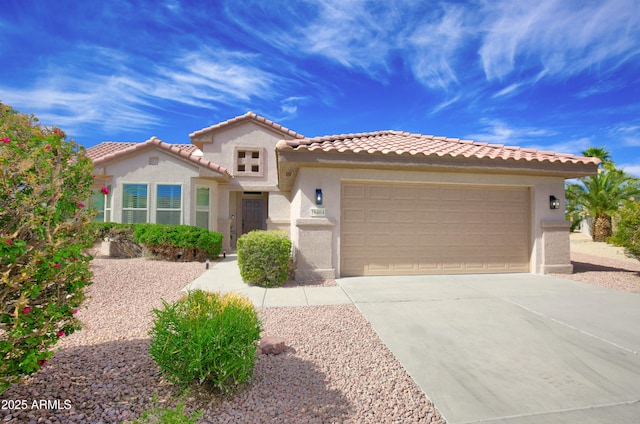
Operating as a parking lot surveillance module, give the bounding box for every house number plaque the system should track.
[310,207,326,217]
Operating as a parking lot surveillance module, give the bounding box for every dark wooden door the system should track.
[242,199,263,234]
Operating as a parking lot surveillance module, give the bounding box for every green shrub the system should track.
[237,230,292,287]
[86,222,134,242]
[609,201,640,261]
[132,397,203,424]
[87,222,142,257]
[0,103,94,393]
[134,224,222,261]
[88,223,223,261]
[148,290,261,393]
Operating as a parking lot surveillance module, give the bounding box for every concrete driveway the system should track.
[337,273,640,424]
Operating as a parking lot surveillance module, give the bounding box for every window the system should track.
[195,187,210,229]
[157,184,182,225]
[235,148,263,176]
[91,185,112,222]
[122,184,148,223]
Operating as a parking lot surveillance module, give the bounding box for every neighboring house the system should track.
[86,112,599,280]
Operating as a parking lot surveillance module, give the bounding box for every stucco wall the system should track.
[267,191,291,233]
[95,148,219,230]
[289,166,570,277]
[200,122,282,191]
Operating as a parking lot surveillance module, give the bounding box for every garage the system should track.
[341,181,531,276]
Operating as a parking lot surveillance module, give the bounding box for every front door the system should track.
[242,199,263,234]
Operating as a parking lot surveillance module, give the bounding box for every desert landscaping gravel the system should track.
[1,235,638,423]
[551,233,640,294]
[0,258,444,423]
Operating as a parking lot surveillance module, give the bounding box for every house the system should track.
[86,112,599,280]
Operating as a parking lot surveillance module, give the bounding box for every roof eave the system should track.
[91,138,230,182]
[189,112,304,148]
[276,149,599,191]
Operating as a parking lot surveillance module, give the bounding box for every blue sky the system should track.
[1,0,639,175]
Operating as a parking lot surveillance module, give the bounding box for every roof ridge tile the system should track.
[189,111,304,139]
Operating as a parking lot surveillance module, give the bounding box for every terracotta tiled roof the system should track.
[276,130,600,165]
[189,111,305,139]
[87,137,229,176]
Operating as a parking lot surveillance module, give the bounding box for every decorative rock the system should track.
[259,336,286,355]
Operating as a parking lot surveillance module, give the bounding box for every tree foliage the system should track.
[0,102,95,392]
[566,147,640,242]
[609,201,640,262]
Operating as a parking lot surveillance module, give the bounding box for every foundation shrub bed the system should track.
[237,230,292,287]
[88,223,222,261]
[148,290,261,393]
[88,222,142,257]
[134,224,222,261]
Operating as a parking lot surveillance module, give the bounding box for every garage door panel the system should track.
[394,209,416,223]
[441,188,464,201]
[343,208,365,223]
[393,186,415,200]
[343,184,365,198]
[368,209,391,222]
[342,232,368,245]
[368,185,392,199]
[341,182,530,276]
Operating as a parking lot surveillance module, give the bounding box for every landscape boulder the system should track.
[259,336,286,355]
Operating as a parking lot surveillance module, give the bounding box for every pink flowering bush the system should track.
[0,102,95,393]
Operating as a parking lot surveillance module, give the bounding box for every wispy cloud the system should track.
[478,0,640,81]
[619,163,640,177]
[466,119,558,146]
[0,44,290,137]
[537,138,595,156]
[226,0,400,79]
[493,83,524,98]
[278,96,310,119]
[226,1,472,90]
[574,80,626,99]
[430,95,462,115]
[404,4,468,90]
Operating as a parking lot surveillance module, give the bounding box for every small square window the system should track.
[235,148,263,176]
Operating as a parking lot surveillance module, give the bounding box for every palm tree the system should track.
[582,146,614,170]
[567,147,640,241]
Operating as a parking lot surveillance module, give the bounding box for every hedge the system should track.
[89,223,222,261]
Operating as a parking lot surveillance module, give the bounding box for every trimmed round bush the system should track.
[148,290,261,393]
[237,230,292,287]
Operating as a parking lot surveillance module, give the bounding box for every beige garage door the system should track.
[341,182,530,276]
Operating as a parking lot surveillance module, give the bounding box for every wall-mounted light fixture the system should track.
[315,189,323,205]
[549,195,560,210]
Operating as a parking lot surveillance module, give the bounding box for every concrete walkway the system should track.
[184,254,352,307]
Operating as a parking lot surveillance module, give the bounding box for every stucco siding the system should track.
[95,149,217,227]
[201,122,282,190]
